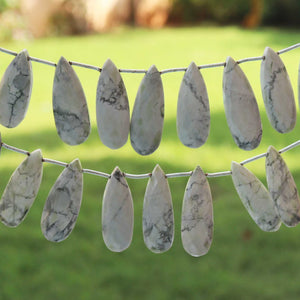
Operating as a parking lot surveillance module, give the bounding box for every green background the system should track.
[0,26,300,299]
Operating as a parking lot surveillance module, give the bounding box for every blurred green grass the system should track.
[0,26,300,299]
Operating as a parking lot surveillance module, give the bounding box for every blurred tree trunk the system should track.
[242,0,263,28]
[86,0,172,31]
[86,0,131,32]
[20,0,62,38]
[20,0,173,38]
[133,0,172,28]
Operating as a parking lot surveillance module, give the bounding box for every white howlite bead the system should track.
[96,59,130,149]
[53,56,90,145]
[223,56,262,150]
[102,167,134,252]
[0,49,32,128]
[143,165,174,253]
[260,47,296,133]
[181,166,213,257]
[0,149,43,227]
[177,62,210,148]
[41,159,83,242]
[266,146,300,227]
[231,161,281,232]
[130,65,164,155]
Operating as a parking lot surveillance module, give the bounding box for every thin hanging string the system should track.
[0,43,299,74]
[1,138,300,179]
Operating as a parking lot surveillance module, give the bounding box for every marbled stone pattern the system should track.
[0,49,32,128]
[96,59,130,149]
[260,47,296,133]
[231,161,281,232]
[181,166,213,257]
[0,149,43,227]
[130,65,164,155]
[177,62,210,148]
[53,56,90,145]
[223,56,262,150]
[41,159,83,242]
[102,167,134,252]
[143,165,174,253]
[266,146,300,227]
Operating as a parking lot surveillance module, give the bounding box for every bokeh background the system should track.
[0,0,299,299]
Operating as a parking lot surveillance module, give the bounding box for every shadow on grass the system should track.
[3,112,299,157]
[1,121,300,299]
[255,27,300,47]
[162,110,300,149]
[1,153,300,299]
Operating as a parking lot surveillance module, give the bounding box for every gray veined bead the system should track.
[223,56,262,150]
[53,56,91,145]
[143,165,174,253]
[96,59,130,149]
[231,161,281,232]
[102,167,134,252]
[130,65,164,155]
[0,149,43,227]
[260,47,296,133]
[181,166,213,257]
[265,146,300,227]
[177,62,210,148]
[0,49,32,128]
[41,159,83,242]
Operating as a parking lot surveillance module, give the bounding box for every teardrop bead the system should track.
[41,159,83,242]
[143,165,174,253]
[260,47,296,133]
[96,59,130,149]
[53,56,90,145]
[223,56,262,150]
[181,166,213,257]
[0,49,32,128]
[102,167,134,252]
[265,146,300,227]
[177,62,210,148]
[130,65,164,155]
[0,149,43,227]
[231,161,281,232]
